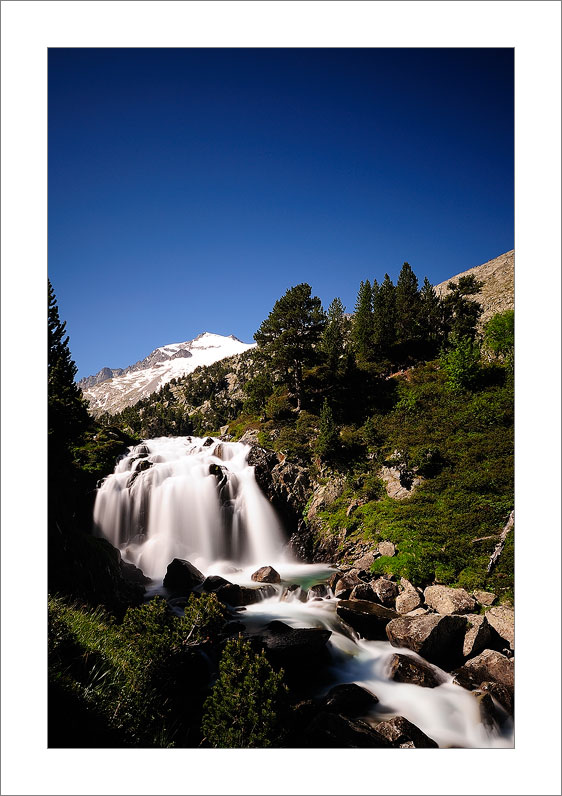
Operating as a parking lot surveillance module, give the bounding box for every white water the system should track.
[94,436,514,749]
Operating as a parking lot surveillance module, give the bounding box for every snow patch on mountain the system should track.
[79,332,256,415]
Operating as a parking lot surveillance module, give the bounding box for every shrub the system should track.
[202,637,288,748]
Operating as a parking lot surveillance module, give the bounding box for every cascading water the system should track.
[94,436,514,749]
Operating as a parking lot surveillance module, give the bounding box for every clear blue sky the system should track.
[48,48,513,379]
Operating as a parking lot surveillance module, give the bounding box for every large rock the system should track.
[485,606,514,650]
[395,589,422,615]
[350,582,378,602]
[301,711,391,748]
[387,653,442,688]
[375,716,438,748]
[215,583,275,607]
[120,559,150,586]
[472,590,497,606]
[334,571,363,598]
[322,683,379,717]
[372,578,399,606]
[308,583,329,600]
[337,600,398,640]
[463,614,493,659]
[163,558,205,595]
[479,681,513,715]
[386,614,468,669]
[248,620,332,676]
[424,585,476,615]
[251,565,281,584]
[354,551,377,571]
[453,649,514,691]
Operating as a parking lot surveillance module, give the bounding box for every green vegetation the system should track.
[202,636,288,748]
[49,594,225,747]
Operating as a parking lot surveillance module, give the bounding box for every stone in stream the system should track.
[247,620,332,682]
[452,649,514,691]
[386,614,468,670]
[301,711,392,748]
[251,565,281,584]
[308,583,329,600]
[163,558,205,595]
[199,575,232,593]
[372,577,399,606]
[322,683,379,717]
[333,570,363,598]
[387,653,443,688]
[215,582,276,607]
[479,681,513,715]
[375,716,439,748]
[472,691,502,731]
[281,584,307,603]
[336,599,398,640]
[424,585,476,615]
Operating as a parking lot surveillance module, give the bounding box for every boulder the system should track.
[281,584,307,602]
[248,620,332,679]
[375,716,439,748]
[337,600,398,640]
[378,541,396,557]
[485,606,514,650]
[163,558,205,595]
[463,614,493,659]
[301,711,391,748]
[406,607,429,617]
[395,590,422,615]
[334,571,363,598]
[322,683,379,717]
[215,583,275,607]
[354,551,377,570]
[400,577,418,592]
[349,582,378,602]
[373,578,399,607]
[202,437,214,446]
[386,614,468,669]
[479,681,513,715]
[308,583,329,600]
[251,565,281,584]
[199,575,232,593]
[472,691,501,731]
[424,585,476,615]
[119,559,150,586]
[387,653,442,688]
[472,590,497,606]
[453,649,514,691]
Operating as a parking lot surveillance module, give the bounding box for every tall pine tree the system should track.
[395,262,420,345]
[373,273,396,354]
[351,280,373,364]
[321,297,348,374]
[418,276,443,346]
[442,275,483,342]
[254,283,325,410]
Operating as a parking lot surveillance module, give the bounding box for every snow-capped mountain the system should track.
[78,332,256,415]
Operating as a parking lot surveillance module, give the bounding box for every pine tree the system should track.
[418,276,443,345]
[351,280,373,363]
[254,284,325,410]
[395,262,420,345]
[201,636,288,748]
[315,398,339,460]
[48,280,90,450]
[320,297,348,373]
[373,273,396,353]
[442,275,483,342]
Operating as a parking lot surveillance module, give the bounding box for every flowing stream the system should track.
[94,436,514,749]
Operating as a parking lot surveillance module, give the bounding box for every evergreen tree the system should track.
[418,276,443,345]
[201,636,288,748]
[442,275,484,342]
[351,280,373,363]
[373,273,396,352]
[483,310,514,359]
[254,284,325,410]
[315,398,339,460]
[320,297,348,373]
[395,262,420,345]
[48,280,90,451]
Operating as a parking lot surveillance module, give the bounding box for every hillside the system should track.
[435,250,514,326]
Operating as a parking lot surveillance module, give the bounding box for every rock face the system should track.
[251,565,281,584]
[337,600,398,640]
[424,585,476,615]
[163,558,205,595]
[386,614,468,669]
[387,653,442,688]
[322,683,379,717]
[463,614,493,659]
[453,649,514,691]
[395,590,422,615]
[375,716,439,748]
[485,606,514,650]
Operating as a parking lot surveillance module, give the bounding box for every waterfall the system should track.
[93,436,287,579]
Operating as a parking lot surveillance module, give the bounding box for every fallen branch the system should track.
[487,510,514,574]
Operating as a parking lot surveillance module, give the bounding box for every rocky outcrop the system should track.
[375,716,439,748]
[387,653,443,688]
[386,614,468,669]
[424,585,476,615]
[337,600,398,640]
[378,466,423,499]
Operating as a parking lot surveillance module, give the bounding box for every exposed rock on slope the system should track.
[434,249,514,326]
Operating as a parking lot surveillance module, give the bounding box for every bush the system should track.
[441,336,481,391]
[265,388,294,420]
[202,637,288,748]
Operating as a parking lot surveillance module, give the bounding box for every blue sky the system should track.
[48,48,514,379]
